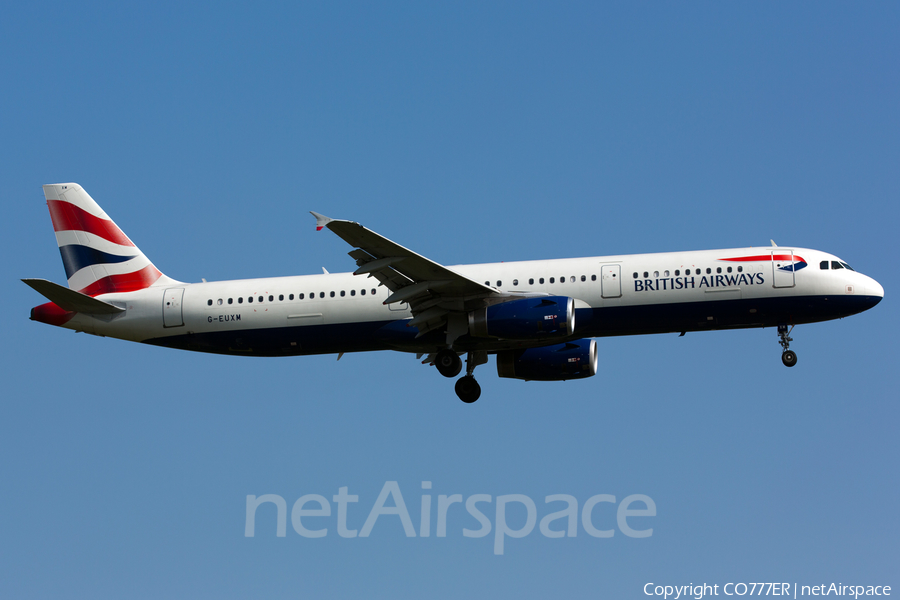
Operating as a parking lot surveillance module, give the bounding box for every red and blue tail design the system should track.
[43,183,177,296]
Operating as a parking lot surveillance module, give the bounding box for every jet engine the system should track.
[496,339,598,381]
[469,296,574,340]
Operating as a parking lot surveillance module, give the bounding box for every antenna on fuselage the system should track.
[770,240,778,247]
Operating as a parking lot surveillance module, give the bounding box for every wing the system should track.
[311,212,508,344]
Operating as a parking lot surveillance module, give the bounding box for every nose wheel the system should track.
[778,324,798,367]
[781,350,797,367]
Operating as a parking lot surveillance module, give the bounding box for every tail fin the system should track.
[42,183,178,296]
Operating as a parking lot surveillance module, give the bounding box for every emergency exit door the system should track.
[601,265,622,298]
[163,288,185,327]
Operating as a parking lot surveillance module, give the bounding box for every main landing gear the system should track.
[455,375,481,404]
[778,324,798,367]
[434,349,462,378]
[434,349,486,403]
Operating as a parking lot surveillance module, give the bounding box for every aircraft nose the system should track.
[866,276,884,303]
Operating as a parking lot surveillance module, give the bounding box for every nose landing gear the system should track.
[778,324,798,367]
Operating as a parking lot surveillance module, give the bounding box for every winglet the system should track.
[310,212,333,232]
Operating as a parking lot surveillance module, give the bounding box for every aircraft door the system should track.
[772,251,795,288]
[163,288,185,327]
[601,265,622,298]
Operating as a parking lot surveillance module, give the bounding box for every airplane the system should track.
[25,183,884,403]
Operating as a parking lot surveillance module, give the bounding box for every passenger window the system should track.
[351,289,356,296]
[716,267,722,274]
[832,261,843,270]
[591,275,596,281]
[361,289,366,295]
[570,276,575,283]
[727,267,732,273]
[654,271,659,278]
[238,297,243,304]
[633,273,639,279]
[737,266,743,273]
[299,293,304,300]
[539,278,545,284]
[340,290,346,297]
[248,297,254,303]
[279,294,284,301]
[320,292,325,298]
[496,281,502,287]
[371,289,377,295]
[207,299,212,306]
[581,275,586,282]
[706,268,712,274]
[330,291,335,298]
[268,295,274,302]
[288,294,293,300]
[549,277,555,284]
[675,270,680,276]
[217,299,223,305]
[643,271,649,278]
[513,279,518,286]
[529,278,534,285]
[228,298,233,304]
[663,270,669,277]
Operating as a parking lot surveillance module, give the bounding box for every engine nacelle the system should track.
[469,296,574,340]
[496,339,598,381]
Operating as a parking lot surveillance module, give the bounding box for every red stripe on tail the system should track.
[77,264,163,296]
[47,200,135,247]
[30,302,76,326]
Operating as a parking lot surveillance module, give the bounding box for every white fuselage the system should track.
[48,246,883,357]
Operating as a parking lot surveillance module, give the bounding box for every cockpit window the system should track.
[831,261,843,270]
[820,261,829,270]
[840,262,855,271]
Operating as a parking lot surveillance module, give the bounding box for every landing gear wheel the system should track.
[455,376,481,403]
[781,350,798,368]
[435,349,462,378]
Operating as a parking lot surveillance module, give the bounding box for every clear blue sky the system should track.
[2,2,897,598]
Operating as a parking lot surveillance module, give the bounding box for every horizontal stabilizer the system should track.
[22,278,125,314]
